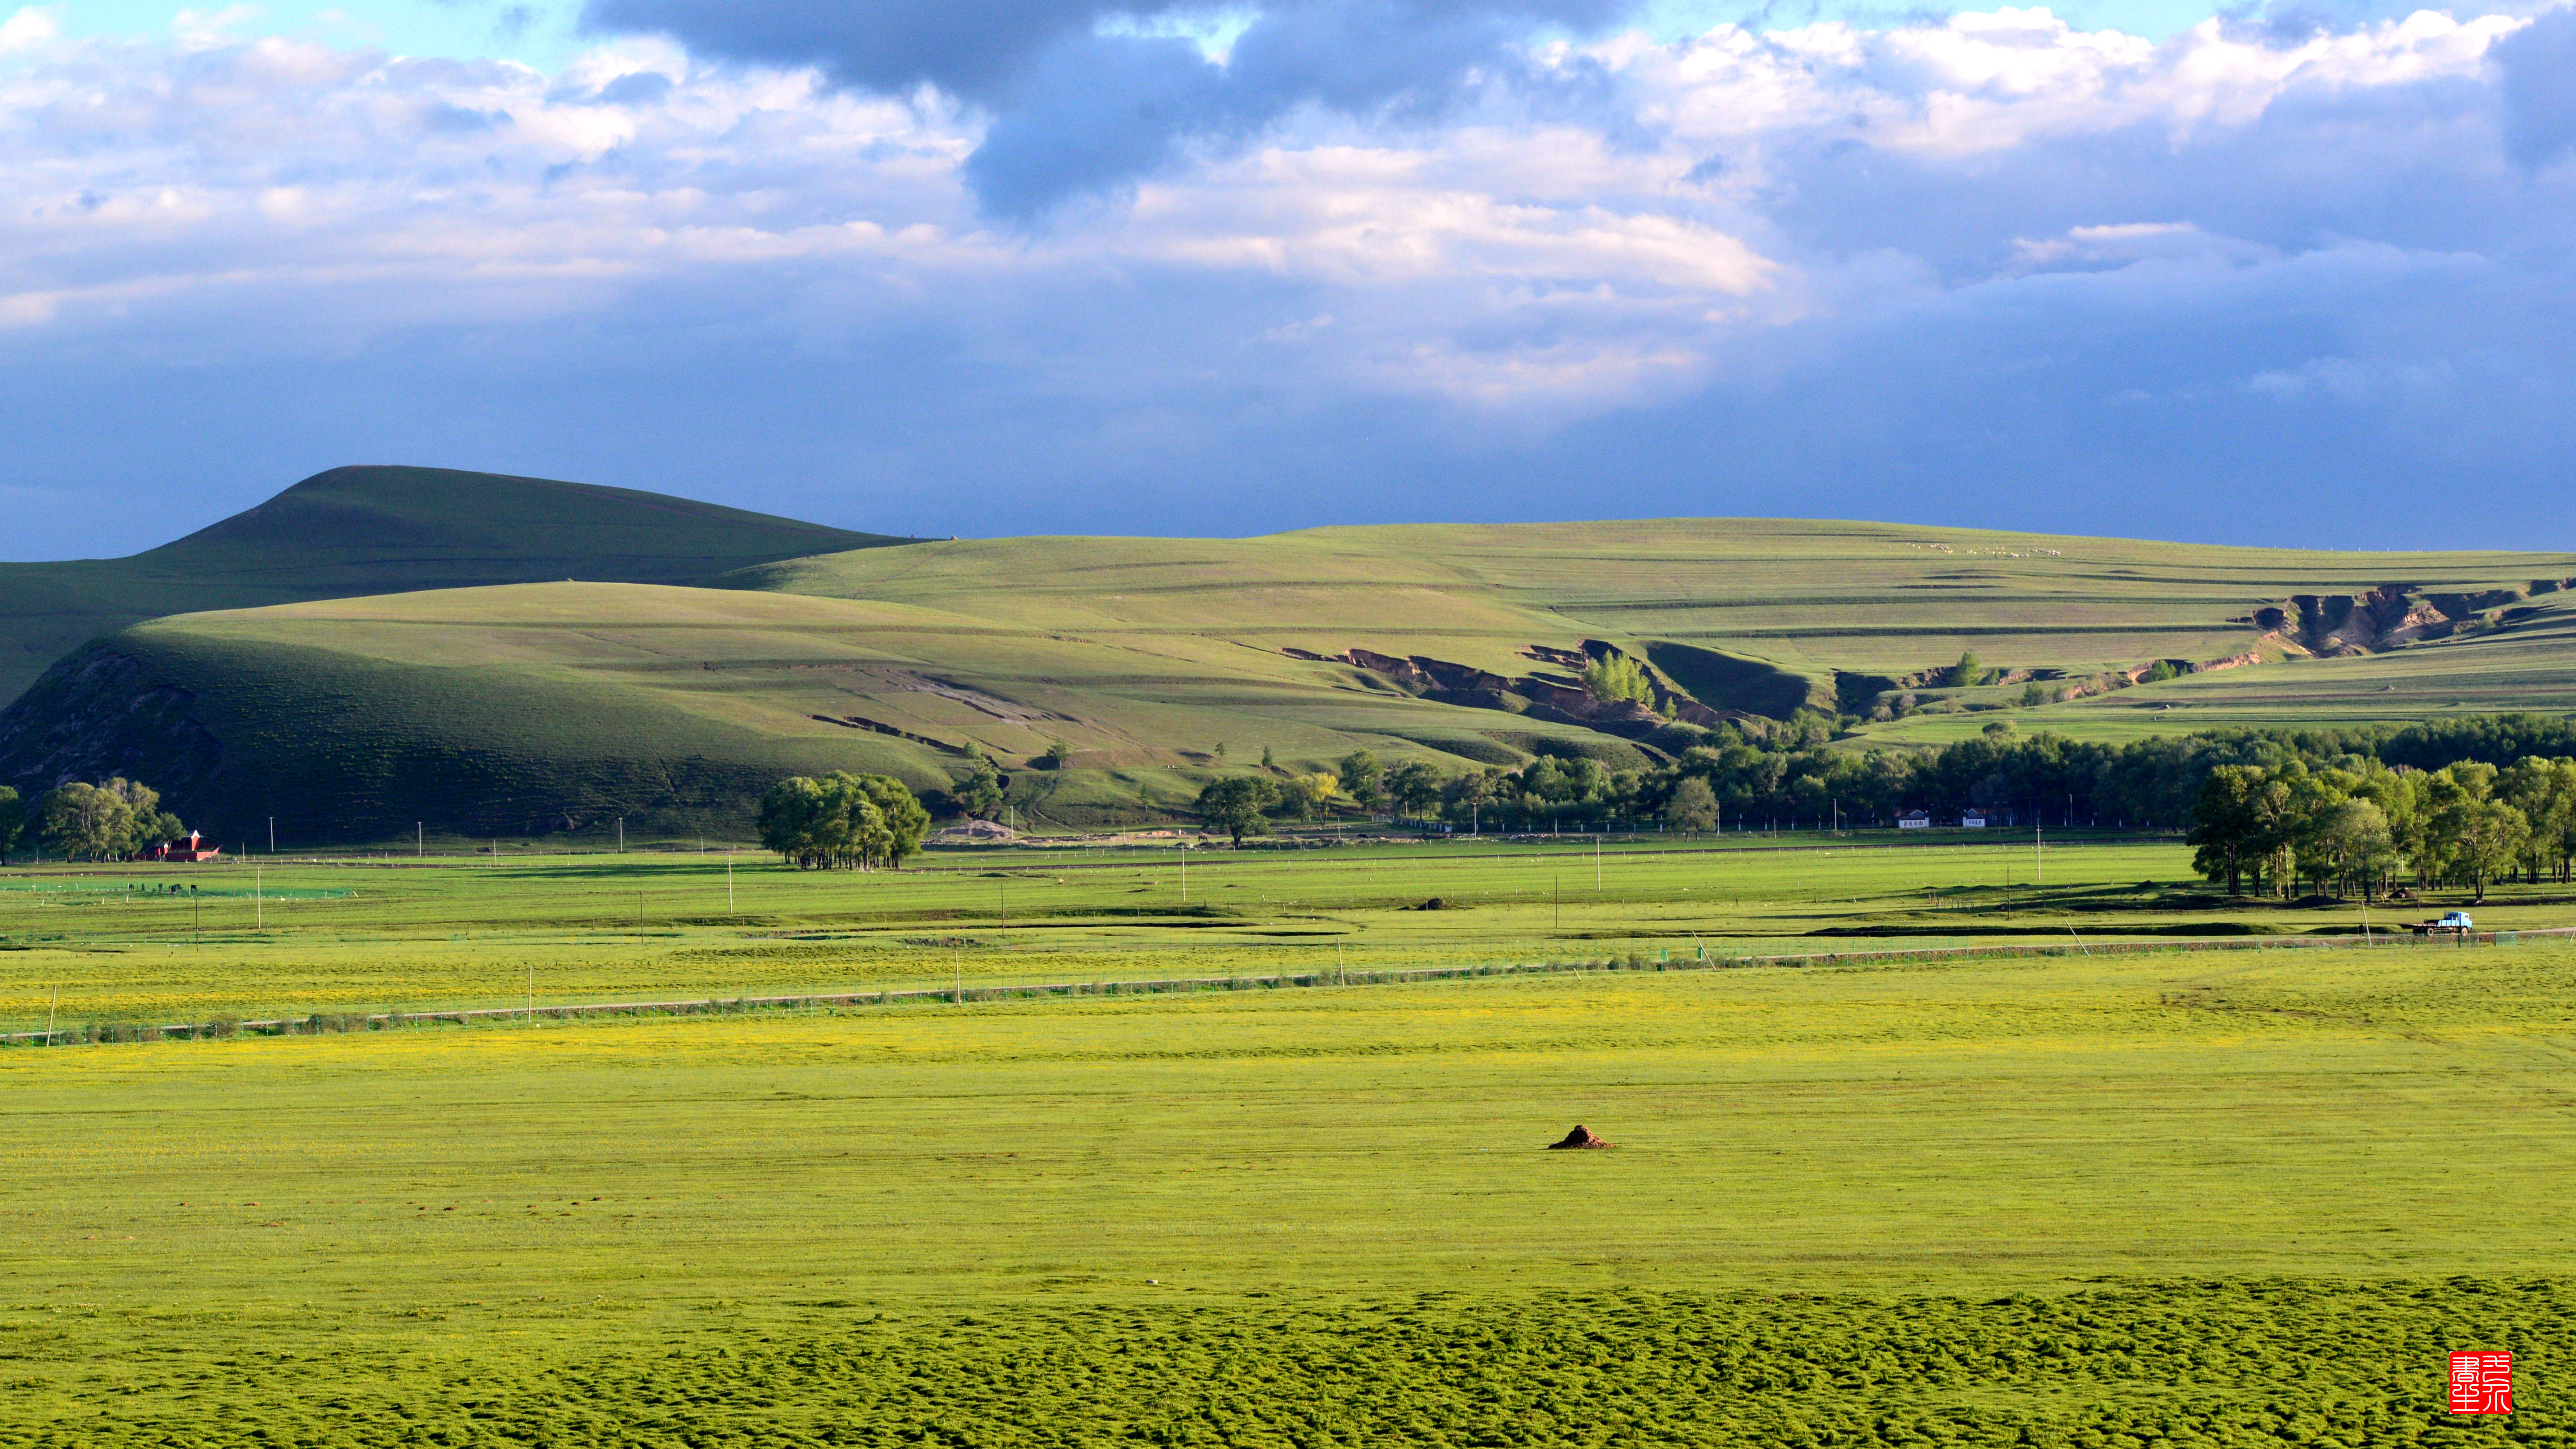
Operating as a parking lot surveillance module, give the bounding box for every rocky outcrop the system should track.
[0,647,222,798]
[2236,581,2571,659]
[1297,642,1742,745]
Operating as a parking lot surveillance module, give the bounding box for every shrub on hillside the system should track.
[1581,655,1653,706]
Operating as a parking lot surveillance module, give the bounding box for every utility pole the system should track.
[416,823,422,857]
[617,818,625,853]
[268,817,274,854]
[46,986,56,1047]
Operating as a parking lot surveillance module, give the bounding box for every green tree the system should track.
[2189,765,2281,896]
[1036,739,1072,770]
[1285,773,1342,821]
[2416,765,2493,890]
[0,785,25,862]
[1581,654,1652,706]
[757,772,928,869]
[1260,745,1277,771]
[2450,798,2529,902]
[39,778,180,862]
[854,774,933,866]
[951,756,1005,820]
[1438,769,1501,828]
[1197,776,1280,843]
[2499,756,2576,884]
[2315,798,2398,901]
[1943,651,1984,689]
[1384,761,1442,818]
[1666,776,1718,833]
[2140,660,2180,684]
[1337,750,1385,811]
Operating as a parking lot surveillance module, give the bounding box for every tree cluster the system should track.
[35,779,178,861]
[2189,756,2576,901]
[1193,750,1458,838]
[1581,655,1653,706]
[756,772,931,869]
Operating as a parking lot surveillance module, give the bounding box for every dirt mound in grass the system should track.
[1546,1125,1613,1150]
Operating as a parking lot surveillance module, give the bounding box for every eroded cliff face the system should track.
[2243,579,2574,657]
[1286,641,1717,743]
[0,647,222,798]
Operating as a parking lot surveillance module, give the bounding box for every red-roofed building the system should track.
[135,831,221,863]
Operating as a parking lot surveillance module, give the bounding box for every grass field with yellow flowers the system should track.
[2,837,2569,1445]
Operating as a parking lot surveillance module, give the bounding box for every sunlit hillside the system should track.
[7,516,2571,840]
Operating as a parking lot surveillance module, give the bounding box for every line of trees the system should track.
[756,772,930,869]
[1185,715,2576,884]
[1425,713,2576,838]
[2189,757,2576,901]
[1196,751,1452,839]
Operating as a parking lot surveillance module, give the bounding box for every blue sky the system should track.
[3,0,2571,555]
[58,0,585,67]
[59,0,2293,65]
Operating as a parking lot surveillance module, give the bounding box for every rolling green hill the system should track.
[6,516,2573,843]
[0,465,912,703]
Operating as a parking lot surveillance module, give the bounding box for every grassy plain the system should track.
[4,833,2568,1031]
[3,931,2571,1445]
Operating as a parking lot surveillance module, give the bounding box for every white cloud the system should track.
[0,6,58,52]
[0,3,2569,550]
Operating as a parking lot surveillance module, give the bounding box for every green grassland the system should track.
[0,835,2563,1035]
[3,916,2570,1445]
[0,465,908,704]
[740,518,2576,729]
[6,497,2570,1443]
[15,513,2576,840]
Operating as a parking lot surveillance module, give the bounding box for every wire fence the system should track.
[8,920,2567,1048]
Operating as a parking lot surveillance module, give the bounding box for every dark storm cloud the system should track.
[583,0,1636,213]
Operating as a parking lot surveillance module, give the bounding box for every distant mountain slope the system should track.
[736,520,2576,735]
[6,518,2574,844]
[0,465,911,702]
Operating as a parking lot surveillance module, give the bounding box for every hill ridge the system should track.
[0,464,917,704]
[6,517,2576,842]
